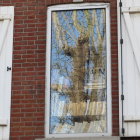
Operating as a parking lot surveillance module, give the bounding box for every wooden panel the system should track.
[0,20,10,54]
[124,123,128,136]
[131,14,140,117]
[0,7,8,140]
[122,0,134,7]
[0,6,14,140]
[0,119,8,126]
[121,0,140,136]
[133,0,140,6]
[122,15,136,118]
[136,122,140,136]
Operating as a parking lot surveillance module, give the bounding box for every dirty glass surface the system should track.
[50,8,107,134]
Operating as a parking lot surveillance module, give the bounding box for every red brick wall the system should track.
[0,0,118,139]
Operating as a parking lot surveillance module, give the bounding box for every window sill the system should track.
[36,136,120,140]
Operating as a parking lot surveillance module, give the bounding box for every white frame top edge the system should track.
[47,3,110,11]
[46,3,111,138]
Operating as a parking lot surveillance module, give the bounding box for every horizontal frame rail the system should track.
[0,15,11,21]
[122,7,140,13]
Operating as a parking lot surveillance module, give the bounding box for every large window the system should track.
[46,3,111,137]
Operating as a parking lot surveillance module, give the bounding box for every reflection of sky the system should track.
[50,8,106,134]
[77,10,88,28]
[51,9,106,85]
[58,11,80,46]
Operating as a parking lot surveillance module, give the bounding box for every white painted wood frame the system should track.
[45,3,111,138]
[0,6,14,139]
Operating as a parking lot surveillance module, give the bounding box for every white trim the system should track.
[47,3,110,11]
[46,3,111,138]
[45,7,51,137]
[117,0,123,136]
[106,5,112,136]
[73,0,84,2]
[36,136,120,140]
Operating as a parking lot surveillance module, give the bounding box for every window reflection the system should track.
[50,8,107,134]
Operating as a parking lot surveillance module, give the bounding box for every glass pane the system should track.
[50,8,107,134]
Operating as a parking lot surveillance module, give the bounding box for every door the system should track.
[119,0,140,136]
[0,6,14,139]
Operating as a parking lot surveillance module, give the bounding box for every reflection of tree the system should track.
[51,9,106,102]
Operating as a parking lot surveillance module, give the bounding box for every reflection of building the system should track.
[51,84,69,92]
[84,82,106,90]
